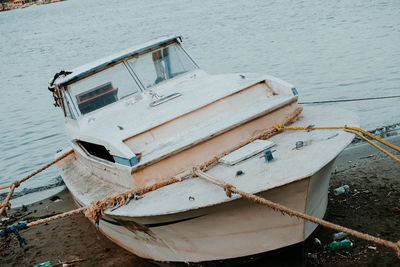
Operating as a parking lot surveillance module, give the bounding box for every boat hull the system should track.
[88,159,334,263]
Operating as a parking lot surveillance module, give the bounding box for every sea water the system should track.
[0,0,399,193]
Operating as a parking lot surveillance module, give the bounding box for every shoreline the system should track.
[0,136,399,266]
[0,0,67,12]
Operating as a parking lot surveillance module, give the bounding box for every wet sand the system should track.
[0,190,152,267]
[306,135,400,266]
[1,136,399,266]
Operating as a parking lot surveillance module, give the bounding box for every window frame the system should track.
[60,88,78,119]
[125,43,198,90]
[66,62,141,117]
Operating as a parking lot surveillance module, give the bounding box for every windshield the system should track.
[65,42,197,117]
[67,63,140,115]
[127,43,197,89]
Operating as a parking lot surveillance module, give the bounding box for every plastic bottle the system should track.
[332,232,348,241]
[333,185,350,196]
[327,239,353,251]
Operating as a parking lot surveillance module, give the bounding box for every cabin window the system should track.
[67,63,140,115]
[127,43,197,89]
[78,140,115,163]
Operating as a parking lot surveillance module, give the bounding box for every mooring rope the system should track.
[2,147,400,258]
[200,106,303,171]
[3,167,400,258]
[299,95,400,105]
[0,150,74,217]
[0,108,303,218]
[1,107,400,258]
[193,169,400,259]
[344,129,400,163]
[0,150,74,191]
[28,176,180,227]
[273,125,400,164]
[0,177,181,248]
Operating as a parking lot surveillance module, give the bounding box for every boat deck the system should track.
[59,106,358,217]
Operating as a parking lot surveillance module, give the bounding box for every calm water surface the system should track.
[0,0,399,191]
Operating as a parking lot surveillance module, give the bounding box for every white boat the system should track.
[49,36,358,264]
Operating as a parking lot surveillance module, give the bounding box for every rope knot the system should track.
[224,184,235,198]
[273,124,283,132]
[85,201,106,228]
[13,181,20,188]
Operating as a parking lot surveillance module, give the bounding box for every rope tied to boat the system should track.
[1,106,400,258]
[224,184,234,198]
[81,177,181,224]
[0,150,74,218]
[274,124,400,164]
[2,163,400,259]
[193,169,400,259]
[273,124,284,132]
[199,107,303,171]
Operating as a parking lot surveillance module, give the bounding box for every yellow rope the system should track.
[274,124,400,163]
[2,110,399,258]
[343,129,400,164]
[193,169,400,259]
[347,126,400,152]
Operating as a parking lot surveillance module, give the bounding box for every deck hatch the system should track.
[219,139,275,165]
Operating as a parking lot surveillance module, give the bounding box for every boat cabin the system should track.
[52,36,300,189]
[52,36,198,119]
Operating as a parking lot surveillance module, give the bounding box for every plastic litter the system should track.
[332,232,348,241]
[328,239,353,251]
[333,185,350,196]
[34,261,52,267]
[0,223,28,248]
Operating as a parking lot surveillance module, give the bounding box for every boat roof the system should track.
[55,35,181,86]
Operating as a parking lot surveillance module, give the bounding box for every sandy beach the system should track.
[1,136,399,266]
